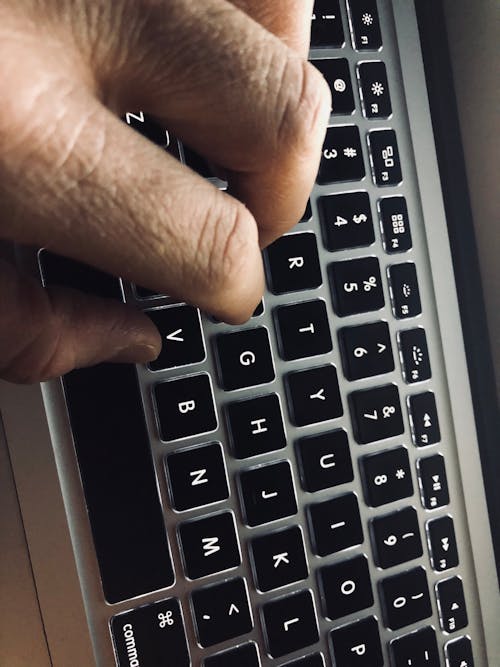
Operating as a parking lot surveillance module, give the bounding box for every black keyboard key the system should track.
[204,643,260,667]
[146,305,205,371]
[239,461,297,527]
[436,577,468,634]
[154,373,217,441]
[380,567,432,630]
[226,394,286,459]
[134,285,164,299]
[319,191,375,252]
[300,200,313,223]
[312,58,355,115]
[182,144,213,178]
[215,327,275,391]
[166,442,229,511]
[111,598,189,667]
[318,126,365,184]
[445,637,475,667]
[192,578,253,648]
[250,525,309,592]
[390,627,440,667]
[349,384,404,444]
[418,454,450,509]
[311,0,344,48]
[409,392,441,447]
[400,328,432,383]
[319,554,374,621]
[124,111,180,158]
[348,0,383,50]
[283,655,324,667]
[266,232,322,294]
[63,364,173,603]
[262,589,319,658]
[379,196,412,253]
[179,511,240,579]
[286,364,343,426]
[275,300,332,360]
[360,446,413,507]
[296,429,354,492]
[339,321,394,380]
[329,257,384,316]
[427,515,459,572]
[330,616,383,667]
[368,129,402,186]
[39,250,123,300]
[358,61,392,118]
[370,507,423,568]
[389,262,422,318]
[308,493,363,556]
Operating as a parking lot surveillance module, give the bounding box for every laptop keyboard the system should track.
[38,2,477,665]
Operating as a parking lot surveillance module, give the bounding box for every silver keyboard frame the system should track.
[1,1,499,665]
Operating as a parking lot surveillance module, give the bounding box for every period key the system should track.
[111,598,190,667]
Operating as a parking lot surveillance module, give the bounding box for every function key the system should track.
[296,429,354,492]
[266,232,322,295]
[445,636,475,667]
[311,0,344,48]
[123,111,180,159]
[330,616,383,667]
[300,200,313,223]
[329,256,384,316]
[339,321,394,380]
[380,567,432,630]
[154,373,217,442]
[379,196,412,253]
[347,0,383,50]
[408,392,441,447]
[368,129,402,186]
[191,578,253,648]
[418,454,450,509]
[319,191,375,252]
[250,525,309,592]
[360,446,413,507]
[239,460,297,527]
[225,394,286,459]
[111,598,190,667]
[427,515,459,572]
[370,507,423,569]
[389,262,422,319]
[274,299,332,361]
[358,61,392,118]
[178,511,240,580]
[349,383,404,444]
[436,577,468,634]
[262,589,319,658]
[146,305,205,371]
[312,58,355,115]
[399,328,431,383]
[286,364,343,427]
[318,126,365,184]
[215,327,275,391]
[204,643,260,667]
[319,554,374,621]
[308,492,364,557]
[166,442,228,512]
[283,655,324,667]
[389,627,439,666]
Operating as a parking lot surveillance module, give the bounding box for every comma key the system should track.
[111,598,190,667]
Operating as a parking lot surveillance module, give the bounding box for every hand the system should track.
[0,0,330,383]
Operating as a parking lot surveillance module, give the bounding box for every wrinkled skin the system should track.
[0,0,330,383]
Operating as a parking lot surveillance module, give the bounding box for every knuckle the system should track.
[276,57,331,153]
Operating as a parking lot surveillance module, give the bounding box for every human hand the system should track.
[0,0,330,383]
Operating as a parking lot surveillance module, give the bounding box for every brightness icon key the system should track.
[399,328,431,384]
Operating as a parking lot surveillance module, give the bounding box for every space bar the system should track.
[63,363,173,603]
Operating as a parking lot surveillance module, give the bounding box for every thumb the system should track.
[0,260,160,384]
